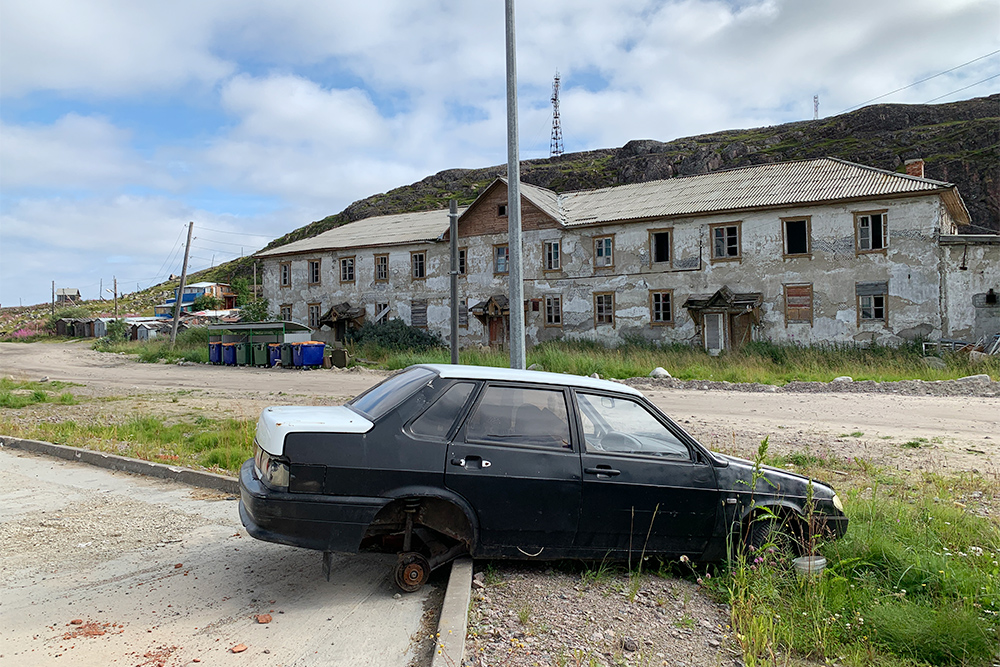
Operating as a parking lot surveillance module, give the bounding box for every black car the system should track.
[239,364,847,591]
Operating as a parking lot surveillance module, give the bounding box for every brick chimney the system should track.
[904,158,925,178]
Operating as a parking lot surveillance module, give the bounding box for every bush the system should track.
[191,294,222,311]
[105,319,129,343]
[347,319,444,352]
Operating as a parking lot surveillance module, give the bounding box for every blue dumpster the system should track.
[300,341,325,366]
[222,342,237,366]
[268,343,281,367]
[209,342,222,364]
[291,342,304,368]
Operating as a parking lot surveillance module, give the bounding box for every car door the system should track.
[573,390,720,556]
[445,382,580,554]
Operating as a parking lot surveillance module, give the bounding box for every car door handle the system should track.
[584,466,621,477]
[451,456,491,469]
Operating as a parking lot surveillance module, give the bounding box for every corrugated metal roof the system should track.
[557,158,968,225]
[256,207,467,258]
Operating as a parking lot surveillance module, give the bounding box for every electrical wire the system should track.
[922,73,1000,104]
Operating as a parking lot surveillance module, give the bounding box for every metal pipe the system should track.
[505,0,525,369]
[449,199,460,364]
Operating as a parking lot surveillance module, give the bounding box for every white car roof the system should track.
[416,364,643,397]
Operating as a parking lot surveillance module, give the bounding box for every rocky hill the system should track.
[194,94,997,286]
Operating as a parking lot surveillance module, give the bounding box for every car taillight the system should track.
[254,444,289,491]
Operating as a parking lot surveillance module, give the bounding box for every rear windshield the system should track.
[348,367,436,420]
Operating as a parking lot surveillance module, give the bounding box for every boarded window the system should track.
[374,302,390,324]
[784,284,813,324]
[783,218,810,256]
[411,299,428,328]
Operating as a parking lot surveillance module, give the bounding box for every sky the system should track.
[1,0,998,308]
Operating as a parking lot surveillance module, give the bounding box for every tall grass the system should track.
[351,338,997,383]
[0,377,78,408]
[93,326,210,364]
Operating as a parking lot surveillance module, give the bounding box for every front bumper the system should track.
[238,459,389,553]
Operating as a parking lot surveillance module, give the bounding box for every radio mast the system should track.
[550,72,564,157]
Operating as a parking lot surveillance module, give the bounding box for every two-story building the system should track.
[257,157,998,352]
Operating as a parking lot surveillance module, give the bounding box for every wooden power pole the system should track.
[170,222,194,346]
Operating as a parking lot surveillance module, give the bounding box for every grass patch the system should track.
[903,438,929,449]
[93,326,210,364]
[0,377,80,408]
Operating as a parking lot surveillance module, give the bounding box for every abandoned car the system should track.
[239,364,848,591]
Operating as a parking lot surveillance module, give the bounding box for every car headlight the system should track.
[254,444,289,491]
[832,494,844,512]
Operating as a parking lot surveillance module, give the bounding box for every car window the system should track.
[409,382,476,440]
[348,367,435,420]
[576,392,689,459]
[465,385,571,449]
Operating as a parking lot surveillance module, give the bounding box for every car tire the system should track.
[745,516,797,558]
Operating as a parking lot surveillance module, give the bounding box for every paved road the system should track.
[0,449,435,666]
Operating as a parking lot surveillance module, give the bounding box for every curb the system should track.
[0,436,239,494]
[433,557,473,667]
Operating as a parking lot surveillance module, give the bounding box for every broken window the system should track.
[494,244,509,274]
[374,302,390,324]
[783,218,810,256]
[650,230,671,265]
[594,236,614,268]
[545,295,562,327]
[856,282,888,324]
[544,241,561,271]
[594,292,614,326]
[308,259,321,285]
[411,252,426,280]
[458,248,467,276]
[375,254,388,282]
[784,284,813,324]
[711,223,741,260]
[650,290,672,325]
[280,262,291,287]
[856,211,887,252]
[497,203,507,217]
[340,257,355,283]
[308,303,321,328]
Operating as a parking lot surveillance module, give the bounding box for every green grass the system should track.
[349,338,998,384]
[0,377,79,408]
[93,326,210,364]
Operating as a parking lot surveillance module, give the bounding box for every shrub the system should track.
[347,319,444,352]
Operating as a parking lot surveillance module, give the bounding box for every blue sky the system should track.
[1,0,998,307]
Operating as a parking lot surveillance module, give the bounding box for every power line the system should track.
[841,48,1000,113]
[922,73,1000,104]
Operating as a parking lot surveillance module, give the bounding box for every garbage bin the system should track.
[300,341,325,367]
[291,342,304,368]
[330,347,349,368]
[280,342,294,367]
[268,343,281,367]
[222,342,237,366]
[209,341,222,364]
[251,342,268,367]
[235,342,249,366]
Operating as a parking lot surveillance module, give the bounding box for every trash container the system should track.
[291,342,304,368]
[209,342,222,364]
[300,341,325,367]
[280,342,294,367]
[330,347,349,368]
[222,342,237,366]
[251,342,268,367]
[235,342,249,366]
[268,343,281,367]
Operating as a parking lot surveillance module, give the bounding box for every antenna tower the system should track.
[550,72,564,157]
[813,94,819,120]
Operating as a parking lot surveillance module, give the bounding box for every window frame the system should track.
[411,298,428,328]
[784,283,814,326]
[649,228,673,267]
[649,289,674,327]
[457,247,467,276]
[494,244,509,275]
[858,293,887,326]
[593,235,615,269]
[781,216,812,258]
[463,383,573,451]
[307,302,321,329]
[374,254,389,282]
[710,222,742,262]
[374,301,390,324]
[543,240,561,272]
[497,203,508,217]
[279,304,292,321]
[854,209,888,255]
[594,292,615,327]
[307,259,322,285]
[458,298,468,328]
[410,251,426,280]
[279,262,291,288]
[339,256,355,283]
[545,295,563,328]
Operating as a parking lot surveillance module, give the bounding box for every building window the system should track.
[545,295,562,327]
[782,217,811,257]
[279,304,292,321]
[784,284,813,325]
[308,259,321,285]
[458,248,467,276]
[374,254,388,282]
[856,282,888,325]
[594,292,614,326]
[544,240,561,271]
[649,229,672,265]
[411,299,428,328]
[650,290,673,325]
[497,203,507,217]
[494,244,509,274]
[711,222,741,261]
[308,303,321,329]
[594,236,614,268]
[411,251,426,280]
[280,262,291,287]
[459,298,468,328]
[855,211,888,253]
[374,302,390,324]
[340,256,355,283]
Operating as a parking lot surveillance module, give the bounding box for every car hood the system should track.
[255,405,374,456]
[713,452,837,501]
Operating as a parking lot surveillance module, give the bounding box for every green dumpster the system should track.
[251,342,268,366]
[235,342,249,365]
[280,342,294,367]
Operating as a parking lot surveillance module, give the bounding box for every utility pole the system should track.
[100,279,103,300]
[170,222,194,346]
[449,199,460,365]
[504,0,525,370]
[113,277,118,318]
[51,281,55,317]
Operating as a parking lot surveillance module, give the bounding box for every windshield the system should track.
[348,367,435,420]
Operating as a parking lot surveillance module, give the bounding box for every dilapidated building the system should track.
[257,157,998,352]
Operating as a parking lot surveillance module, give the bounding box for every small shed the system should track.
[56,288,81,303]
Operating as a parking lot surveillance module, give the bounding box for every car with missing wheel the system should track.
[239,364,847,591]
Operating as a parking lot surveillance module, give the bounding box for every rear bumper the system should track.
[238,459,389,552]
